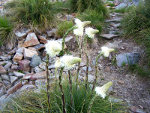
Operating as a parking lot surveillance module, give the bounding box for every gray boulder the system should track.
[116,52,140,67]
[30,55,41,68]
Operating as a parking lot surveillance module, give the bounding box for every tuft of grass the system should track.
[5,0,54,30]
[77,9,106,32]
[3,80,125,113]
[56,21,74,38]
[0,16,14,46]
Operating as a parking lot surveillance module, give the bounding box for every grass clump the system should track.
[77,9,106,32]
[56,21,74,38]
[3,80,125,113]
[0,16,14,46]
[5,0,54,29]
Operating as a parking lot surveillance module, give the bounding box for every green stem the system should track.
[92,53,102,91]
[62,26,76,55]
[68,70,74,112]
[46,54,50,113]
[59,68,66,113]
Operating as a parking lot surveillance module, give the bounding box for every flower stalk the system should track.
[68,70,74,112]
[46,54,50,113]
[59,68,66,113]
[92,53,102,91]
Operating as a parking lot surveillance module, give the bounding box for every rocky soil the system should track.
[0,0,149,113]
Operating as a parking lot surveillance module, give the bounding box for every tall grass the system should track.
[5,0,54,29]
[3,80,125,113]
[0,16,14,46]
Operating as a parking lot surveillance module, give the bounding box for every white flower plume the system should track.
[55,55,81,70]
[101,46,114,57]
[85,27,99,38]
[45,40,62,57]
[73,18,91,37]
[95,81,113,99]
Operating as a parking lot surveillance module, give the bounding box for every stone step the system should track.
[100,34,119,40]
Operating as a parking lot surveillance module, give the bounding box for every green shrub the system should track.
[5,0,54,29]
[0,16,14,46]
[70,0,108,16]
[77,9,105,32]
[56,21,74,38]
[3,80,125,113]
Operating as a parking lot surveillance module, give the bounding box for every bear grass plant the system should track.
[0,16,14,46]
[4,0,54,30]
[3,80,125,113]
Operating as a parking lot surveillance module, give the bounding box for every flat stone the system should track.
[13,71,25,77]
[39,62,46,70]
[10,76,18,83]
[88,75,95,83]
[4,62,12,71]
[30,55,41,68]
[0,55,11,61]
[116,52,140,67]
[24,48,38,59]
[1,74,9,81]
[0,65,6,74]
[16,47,24,54]
[38,35,47,44]
[19,85,36,91]
[34,66,43,73]
[34,44,45,51]
[15,28,31,38]
[22,33,40,47]
[11,64,19,70]
[13,53,23,62]
[47,28,57,37]
[101,34,118,39]
[18,60,30,71]
[105,17,122,23]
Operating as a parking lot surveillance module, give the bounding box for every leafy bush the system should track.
[0,16,14,46]
[56,21,74,37]
[5,0,54,29]
[3,80,124,113]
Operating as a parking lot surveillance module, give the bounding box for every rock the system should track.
[22,33,40,47]
[116,3,127,9]
[110,23,120,28]
[116,52,140,67]
[23,71,47,80]
[47,28,57,37]
[108,96,123,103]
[0,55,11,61]
[8,48,17,55]
[66,14,74,21]
[88,75,95,83]
[13,53,23,62]
[6,41,14,50]
[105,17,122,23]
[30,55,41,68]
[39,62,46,70]
[13,71,25,77]
[34,66,43,73]
[24,48,38,59]
[38,35,47,44]
[117,80,124,85]
[1,74,9,81]
[4,62,12,71]
[0,65,6,74]
[19,85,36,91]
[15,28,31,38]
[16,47,24,54]
[18,59,30,71]
[0,94,12,110]
[34,44,45,51]
[100,34,118,39]
[11,64,19,70]
[130,106,146,113]
[7,82,23,96]
[10,76,18,83]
